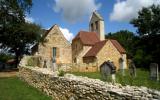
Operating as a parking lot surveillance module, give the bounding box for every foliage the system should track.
[130,5,160,67]
[0,53,14,63]
[0,0,42,67]
[131,5,160,36]
[0,77,52,100]
[58,70,65,77]
[26,57,34,66]
[69,68,160,90]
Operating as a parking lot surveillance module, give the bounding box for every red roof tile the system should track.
[110,39,126,54]
[83,40,107,57]
[83,39,126,57]
[73,31,100,46]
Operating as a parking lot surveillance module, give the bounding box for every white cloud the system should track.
[53,0,101,23]
[110,0,160,22]
[25,16,35,23]
[60,27,74,42]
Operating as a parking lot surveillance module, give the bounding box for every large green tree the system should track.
[131,5,160,68]
[0,0,42,67]
[131,5,160,36]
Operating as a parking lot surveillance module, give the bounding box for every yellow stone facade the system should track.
[89,11,105,40]
[35,25,72,67]
[72,39,91,63]
[96,40,127,70]
[82,40,127,70]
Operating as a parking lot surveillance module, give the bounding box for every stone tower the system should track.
[89,11,105,40]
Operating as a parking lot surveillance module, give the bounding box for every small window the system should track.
[53,47,56,58]
[95,21,98,30]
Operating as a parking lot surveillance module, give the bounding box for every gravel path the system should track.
[0,70,18,77]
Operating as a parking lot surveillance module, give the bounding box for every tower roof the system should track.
[92,11,104,21]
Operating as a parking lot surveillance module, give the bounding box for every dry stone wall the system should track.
[18,67,160,100]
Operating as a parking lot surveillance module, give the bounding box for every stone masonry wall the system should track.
[97,40,127,70]
[19,67,160,100]
[37,25,72,67]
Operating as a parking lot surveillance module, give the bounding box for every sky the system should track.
[25,0,160,41]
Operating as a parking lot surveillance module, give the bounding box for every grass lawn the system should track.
[0,77,52,100]
[69,68,160,90]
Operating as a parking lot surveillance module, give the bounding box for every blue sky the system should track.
[25,0,159,41]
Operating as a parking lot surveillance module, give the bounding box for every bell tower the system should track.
[89,11,105,40]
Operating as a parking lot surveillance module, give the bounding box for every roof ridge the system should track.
[109,39,126,54]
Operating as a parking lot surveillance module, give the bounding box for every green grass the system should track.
[69,68,160,90]
[0,77,52,100]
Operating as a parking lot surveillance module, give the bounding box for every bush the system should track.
[26,56,40,67]
[0,53,14,63]
[58,70,65,77]
[26,57,36,66]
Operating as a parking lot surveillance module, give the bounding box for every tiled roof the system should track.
[83,40,107,57]
[73,31,100,46]
[83,39,126,57]
[110,39,126,54]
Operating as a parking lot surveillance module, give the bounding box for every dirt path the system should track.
[0,70,18,77]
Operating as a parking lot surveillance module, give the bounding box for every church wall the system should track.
[89,13,105,40]
[72,39,92,64]
[72,39,83,63]
[83,56,97,64]
[99,21,105,40]
[96,40,123,70]
[37,25,72,67]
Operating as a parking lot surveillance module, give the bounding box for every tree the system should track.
[0,0,42,67]
[131,5,160,36]
[106,30,137,58]
[131,5,160,68]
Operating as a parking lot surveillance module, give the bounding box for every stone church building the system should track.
[32,25,72,68]
[72,11,127,70]
[33,11,127,71]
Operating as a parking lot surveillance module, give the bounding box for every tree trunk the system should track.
[15,49,21,68]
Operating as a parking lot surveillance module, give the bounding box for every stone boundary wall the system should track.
[18,67,160,100]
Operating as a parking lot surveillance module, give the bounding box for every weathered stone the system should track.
[19,67,160,100]
[150,63,159,81]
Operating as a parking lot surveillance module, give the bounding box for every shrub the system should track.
[0,53,14,63]
[58,70,65,77]
[26,56,40,67]
[26,57,36,66]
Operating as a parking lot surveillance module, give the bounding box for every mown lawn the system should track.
[69,68,160,90]
[0,77,52,100]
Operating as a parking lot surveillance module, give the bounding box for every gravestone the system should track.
[150,63,159,81]
[43,60,47,68]
[128,61,136,77]
[100,61,116,82]
[119,58,125,76]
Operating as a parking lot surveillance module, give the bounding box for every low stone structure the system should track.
[18,66,160,100]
